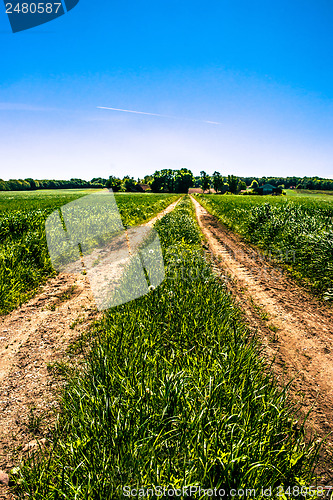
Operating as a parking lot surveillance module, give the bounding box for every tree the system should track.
[143,175,154,185]
[193,176,202,188]
[250,179,259,190]
[151,171,167,192]
[212,171,224,193]
[151,169,194,193]
[91,177,108,186]
[227,175,239,194]
[25,178,37,190]
[174,168,194,193]
[8,179,31,190]
[151,169,175,192]
[123,176,138,192]
[106,175,122,192]
[162,169,174,192]
[237,180,247,193]
[200,171,211,192]
[222,182,230,193]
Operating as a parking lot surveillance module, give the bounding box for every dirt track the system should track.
[191,196,333,483]
[0,198,180,500]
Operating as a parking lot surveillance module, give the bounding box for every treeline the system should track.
[200,173,333,193]
[0,178,104,191]
[1,172,333,193]
[0,176,148,193]
[240,176,333,190]
[93,171,333,193]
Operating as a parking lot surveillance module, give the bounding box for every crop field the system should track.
[196,192,333,300]
[0,190,179,315]
[2,190,332,497]
[285,189,333,200]
[13,197,319,497]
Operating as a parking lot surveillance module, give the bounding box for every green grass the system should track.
[0,188,102,209]
[285,189,333,201]
[196,193,333,300]
[13,198,319,498]
[0,190,179,315]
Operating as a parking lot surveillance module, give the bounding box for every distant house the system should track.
[137,183,150,192]
[188,187,203,194]
[254,183,282,195]
[262,183,276,194]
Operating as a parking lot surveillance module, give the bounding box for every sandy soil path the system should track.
[0,197,180,499]
[191,195,333,483]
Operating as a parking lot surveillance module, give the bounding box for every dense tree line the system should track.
[0,176,150,193]
[149,169,194,193]
[195,173,333,193]
[0,173,332,193]
[105,175,147,192]
[240,176,333,190]
[0,178,105,191]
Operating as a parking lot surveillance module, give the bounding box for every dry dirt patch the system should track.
[191,195,333,483]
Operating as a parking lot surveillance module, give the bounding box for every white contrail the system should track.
[97,106,221,125]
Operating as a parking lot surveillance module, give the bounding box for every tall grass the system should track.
[196,194,333,300]
[0,191,179,315]
[14,198,319,498]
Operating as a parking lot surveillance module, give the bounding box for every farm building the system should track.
[137,183,150,192]
[262,183,276,194]
[254,183,282,195]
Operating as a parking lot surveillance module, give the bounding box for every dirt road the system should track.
[191,195,333,482]
[0,198,180,499]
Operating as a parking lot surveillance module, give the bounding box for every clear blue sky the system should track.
[1,0,333,180]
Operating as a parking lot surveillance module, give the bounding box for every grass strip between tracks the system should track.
[14,197,319,498]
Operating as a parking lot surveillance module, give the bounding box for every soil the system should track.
[0,198,180,500]
[191,195,333,484]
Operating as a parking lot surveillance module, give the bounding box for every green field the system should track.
[196,191,333,300]
[15,197,318,497]
[0,190,179,315]
[285,189,333,200]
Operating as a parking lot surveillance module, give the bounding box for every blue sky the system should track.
[1,0,333,180]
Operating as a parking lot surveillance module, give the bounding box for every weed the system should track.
[69,316,84,330]
[26,408,44,436]
[249,297,270,321]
